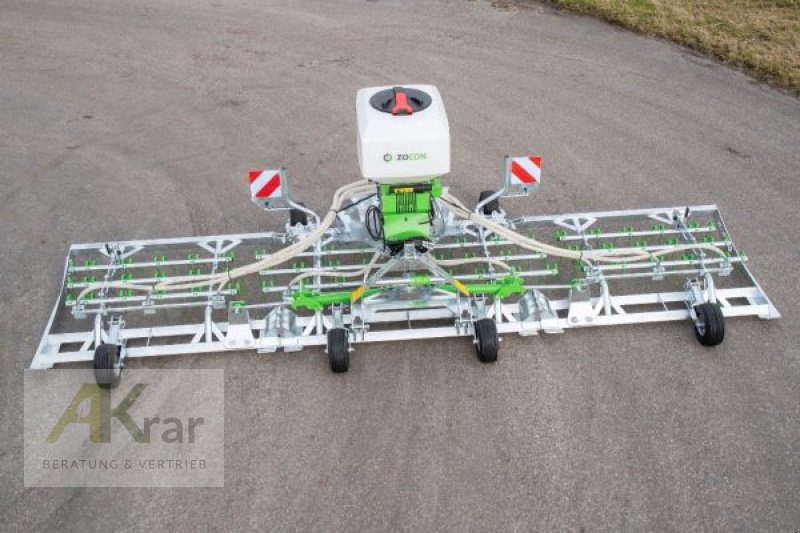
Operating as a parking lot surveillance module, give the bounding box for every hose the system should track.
[77,180,728,302]
[440,192,728,264]
[287,253,511,291]
[77,180,375,301]
[287,251,382,287]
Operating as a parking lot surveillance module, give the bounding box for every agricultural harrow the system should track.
[31,85,779,384]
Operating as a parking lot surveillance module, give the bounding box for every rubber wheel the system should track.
[94,343,122,388]
[479,191,500,215]
[290,202,308,227]
[694,302,725,346]
[474,318,499,363]
[327,328,350,373]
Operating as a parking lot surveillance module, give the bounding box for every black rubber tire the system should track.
[474,318,499,363]
[290,202,308,227]
[479,191,500,215]
[327,328,350,373]
[94,343,122,388]
[694,302,725,346]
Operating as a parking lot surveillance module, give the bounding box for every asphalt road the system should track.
[2,0,799,530]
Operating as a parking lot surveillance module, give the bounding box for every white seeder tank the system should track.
[356,84,450,184]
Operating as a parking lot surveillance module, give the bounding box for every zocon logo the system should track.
[46,384,204,444]
[383,152,427,163]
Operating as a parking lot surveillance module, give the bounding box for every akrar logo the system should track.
[47,383,204,444]
[383,152,426,163]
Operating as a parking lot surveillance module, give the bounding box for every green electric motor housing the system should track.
[379,178,442,244]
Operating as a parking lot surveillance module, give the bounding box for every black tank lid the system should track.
[369,86,432,116]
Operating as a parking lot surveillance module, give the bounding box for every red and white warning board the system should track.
[509,156,542,186]
[249,170,284,200]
